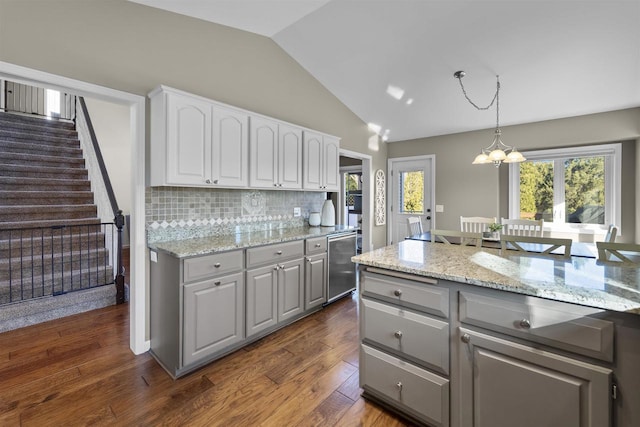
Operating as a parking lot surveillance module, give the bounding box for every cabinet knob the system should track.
[393,289,402,297]
[213,179,218,184]
[461,333,471,343]
[396,381,403,391]
[205,179,212,184]
[274,183,278,187]
[519,319,531,329]
[394,331,403,339]
[276,250,283,255]
[273,266,279,271]
[214,281,221,286]
[278,183,283,187]
[306,257,311,263]
[213,263,221,268]
[315,243,321,248]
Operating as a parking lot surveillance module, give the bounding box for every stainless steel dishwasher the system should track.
[327,232,357,304]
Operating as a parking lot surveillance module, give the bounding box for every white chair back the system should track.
[596,242,640,265]
[604,224,618,243]
[460,216,496,233]
[501,218,543,237]
[407,217,424,236]
[500,235,572,259]
[431,229,483,247]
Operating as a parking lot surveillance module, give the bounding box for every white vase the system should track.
[320,200,335,226]
[308,212,321,227]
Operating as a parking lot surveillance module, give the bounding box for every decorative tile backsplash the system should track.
[146,187,327,243]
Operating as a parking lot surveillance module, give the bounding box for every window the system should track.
[509,144,621,233]
[399,170,424,214]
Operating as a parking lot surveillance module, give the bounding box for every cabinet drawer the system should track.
[361,344,449,427]
[305,237,327,255]
[459,291,614,362]
[246,240,304,267]
[362,298,449,375]
[362,271,449,318]
[183,250,243,283]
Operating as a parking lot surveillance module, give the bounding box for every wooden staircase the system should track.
[0,112,115,328]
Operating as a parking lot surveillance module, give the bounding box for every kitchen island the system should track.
[352,240,640,427]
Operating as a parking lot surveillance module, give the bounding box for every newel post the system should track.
[114,210,126,304]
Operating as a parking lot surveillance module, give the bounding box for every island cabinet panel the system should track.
[183,272,244,366]
[362,298,449,375]
[459,291,614,362]
[457,327,612,427]
[361,345,450,427]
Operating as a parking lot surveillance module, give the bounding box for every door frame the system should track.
[387,155,436,245]
[339,148,372,253]
[0,61,148,355]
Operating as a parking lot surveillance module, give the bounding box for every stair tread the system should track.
[0,113,75,129]
[0,151,85,163]
[0,139,83,155]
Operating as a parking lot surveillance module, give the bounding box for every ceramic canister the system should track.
[308,212,321,226]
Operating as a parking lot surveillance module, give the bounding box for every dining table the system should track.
[406,232,598,258]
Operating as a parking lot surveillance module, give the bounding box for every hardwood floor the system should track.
[0,293,414,426]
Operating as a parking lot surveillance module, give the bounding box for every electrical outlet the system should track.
[293,207,301,217]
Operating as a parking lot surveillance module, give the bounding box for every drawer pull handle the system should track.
[393,289,402,297]
[461,333,471,343]
[315,243,321,248]
[394,331,403,339]
[214,281,221,286]
[396,381,403,391]
[519,319,531,329]
[276,250,283,255]
[214,263,221,268]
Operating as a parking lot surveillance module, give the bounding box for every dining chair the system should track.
[431,229,483,247]
[460,216,496,233]
[407,217,424,236]
[500,234,573,259]
[596,242,640,265]
[603,224,618,243]
[501,218,544,237]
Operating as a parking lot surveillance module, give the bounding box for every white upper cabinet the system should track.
[303,131,340,192]
[150,86,338,191]
[250,118,302,189]
[212,105,249,187]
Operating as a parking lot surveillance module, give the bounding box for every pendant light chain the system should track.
[456,75,499,112]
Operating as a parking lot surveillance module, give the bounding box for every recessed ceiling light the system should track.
[386,85,405,100]
[406,98,414,105]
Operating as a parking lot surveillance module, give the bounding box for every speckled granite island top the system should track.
[149,225,357,258]
[352,240,640,315]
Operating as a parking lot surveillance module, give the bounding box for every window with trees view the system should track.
[509,144,621,232]
[399,170,424,214]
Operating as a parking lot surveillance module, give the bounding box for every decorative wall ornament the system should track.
[375,169,386,226]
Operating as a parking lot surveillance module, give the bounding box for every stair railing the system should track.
[75,97,126,304]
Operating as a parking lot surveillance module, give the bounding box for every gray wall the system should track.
[388,108,640,243]
[0,0,388,248]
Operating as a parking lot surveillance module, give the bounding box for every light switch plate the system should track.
[436,205,444,213]
[293,207,301,217]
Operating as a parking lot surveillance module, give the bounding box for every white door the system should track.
[389,157,434,244]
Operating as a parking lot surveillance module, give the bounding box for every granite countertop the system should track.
[352,240,640,315]
[149,225,357,258]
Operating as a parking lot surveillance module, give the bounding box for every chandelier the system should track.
[454,71,526,167]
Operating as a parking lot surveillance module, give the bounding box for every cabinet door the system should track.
[212,105,248,187]
[458,327,611,427]
[250,116,278,188]
[166,93,212,185]
[278,124,303,189]
[305,253,327,310]
[323,136,340,191]
[303,131,323,190]
[278,258,304,322]
[183,272,244,367]
[246,265,278,337]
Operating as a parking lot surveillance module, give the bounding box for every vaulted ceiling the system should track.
[131,0,640,142]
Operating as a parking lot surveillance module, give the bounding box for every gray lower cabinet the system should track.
[358,268,615,427]
[246,264,278,337]
[183,272,244,366]
[458,327,611,427]
[278,258,305,322]
[304,253,327,310]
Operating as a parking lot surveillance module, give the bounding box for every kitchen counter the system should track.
[149,225,357,258]
[352,239,640,314]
